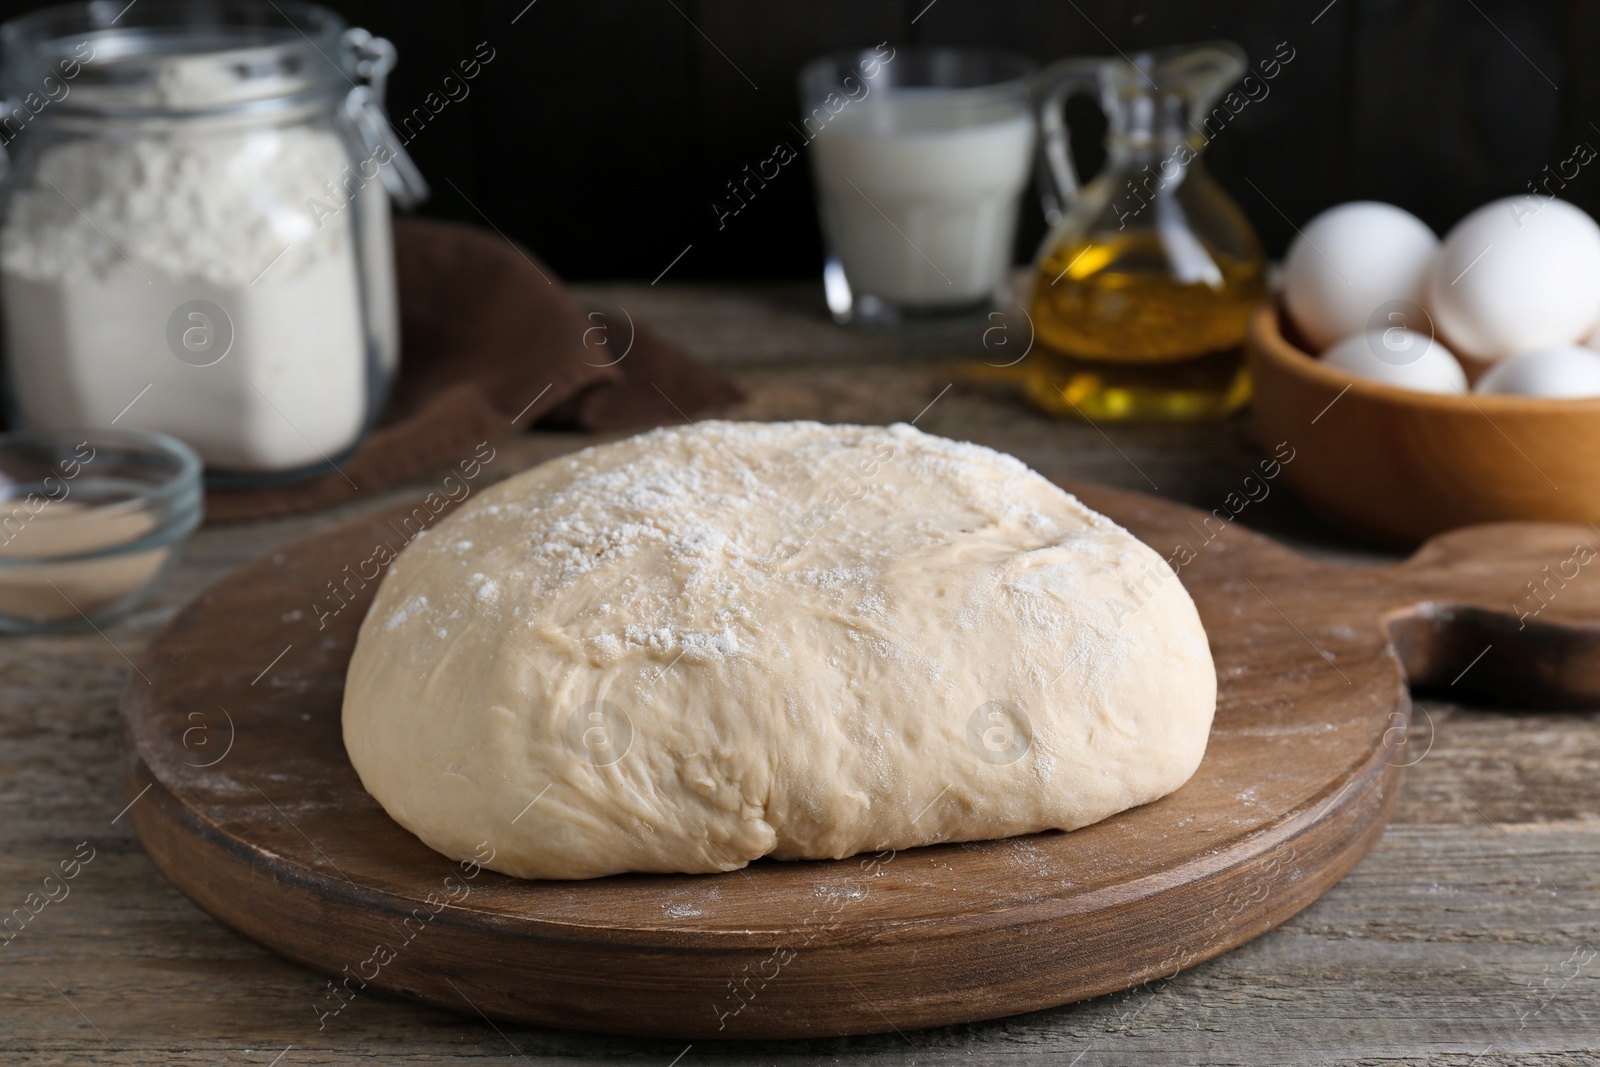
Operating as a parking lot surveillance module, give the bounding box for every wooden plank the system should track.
[442,0,700,280]
[47,0,1572,279]
[689,0,907,279]
[1343,0,1570,237]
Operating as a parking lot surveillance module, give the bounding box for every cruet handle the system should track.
[1032,58,1107,229]
[340,28,431,209]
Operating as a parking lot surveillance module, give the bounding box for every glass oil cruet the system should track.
[1025,42,1267,420]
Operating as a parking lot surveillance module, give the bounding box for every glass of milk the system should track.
[800,47,1038,325]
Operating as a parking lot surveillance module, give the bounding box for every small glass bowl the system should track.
[0,429,202,634]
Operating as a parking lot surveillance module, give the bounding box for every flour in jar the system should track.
[0,124,375,471]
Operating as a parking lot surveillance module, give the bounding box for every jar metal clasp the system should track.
[340,27,430,209]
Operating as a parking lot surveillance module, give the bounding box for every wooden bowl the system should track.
[1248,303,1600,544]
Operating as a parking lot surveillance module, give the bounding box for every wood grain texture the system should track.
[114,483,1379,1039]
[0,281,1597,1063]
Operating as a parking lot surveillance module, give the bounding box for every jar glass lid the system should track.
[0,0,351,114]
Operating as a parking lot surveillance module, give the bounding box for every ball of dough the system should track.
[342,422,1217,879]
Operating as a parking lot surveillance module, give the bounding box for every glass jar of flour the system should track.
[0,1,427,482]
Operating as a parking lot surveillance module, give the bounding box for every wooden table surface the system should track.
[2,282,1595,1066]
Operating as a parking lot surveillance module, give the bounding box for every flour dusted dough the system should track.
[342,421,1216,879]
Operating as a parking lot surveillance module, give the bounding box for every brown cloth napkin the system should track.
[204,217,742,522]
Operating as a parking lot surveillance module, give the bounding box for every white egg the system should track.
[1427,197,1600,362]
[1474,344,1600,397]
[1320,329,1467,394]
[1283,201,1439,352]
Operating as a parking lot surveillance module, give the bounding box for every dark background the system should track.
[4,0,1597,281]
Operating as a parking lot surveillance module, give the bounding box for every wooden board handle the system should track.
[1383,523,1600,708]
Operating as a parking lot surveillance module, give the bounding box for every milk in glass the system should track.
[811,96,1035,312]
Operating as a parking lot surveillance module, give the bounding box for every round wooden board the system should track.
[120,478,1600,1039]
